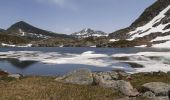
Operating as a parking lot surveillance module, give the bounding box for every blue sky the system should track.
[0,0,156,34]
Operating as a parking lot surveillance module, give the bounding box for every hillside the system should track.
[0,32,29,45]
[109,0,170,48]
[7,21,71,40]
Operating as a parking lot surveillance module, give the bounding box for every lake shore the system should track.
[0,69,170,100]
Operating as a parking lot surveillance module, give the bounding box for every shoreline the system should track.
[0,68,170,99]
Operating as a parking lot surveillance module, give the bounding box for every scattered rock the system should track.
[142,82,170,96]
[55,68,93,85]
[94,75,139,96]
[8,74,22,79]
[153,96,169,100]
[117,80,139,97]
[0,70,9,77]
[142,91,156,98]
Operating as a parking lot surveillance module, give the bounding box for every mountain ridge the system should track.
[71,28,108,39]
[108,0,170,48]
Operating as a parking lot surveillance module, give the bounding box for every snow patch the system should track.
[152,41,170,48]
[112,52,170,73]
[128,5,170,40]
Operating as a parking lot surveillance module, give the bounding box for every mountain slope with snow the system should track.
[109,0,170,48]
[71,28,108,39]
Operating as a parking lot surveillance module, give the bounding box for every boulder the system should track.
[0,70,9,77]
[116,80,139,97]
[8,74,21,79]
[94,75,118,88]
[142,82,170,96]
[55,68,93,85]
[142,91,156,98]
[93,73,138,96]
[96,71,119,80]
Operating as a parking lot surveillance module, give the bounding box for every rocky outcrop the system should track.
[109,0,170,48]
[71,28,107,39]
[55,68,93,85]
[56,69,139,97]
[142,82,170,96]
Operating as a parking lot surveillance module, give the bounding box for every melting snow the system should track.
[128,5,170,40]
[0,51,170,73]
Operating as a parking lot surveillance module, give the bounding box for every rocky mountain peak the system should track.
[71,28,108,39]
[7,21,70,39]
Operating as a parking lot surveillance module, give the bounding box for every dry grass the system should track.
[0,76,124,100]
[130,72,170,91]
[0,72,170,100]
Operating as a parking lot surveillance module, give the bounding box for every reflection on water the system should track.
[0,58,37,69]
[0,47,170,75]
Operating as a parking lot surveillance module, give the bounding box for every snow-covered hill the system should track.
[109,0,170,48]
[71,28,108,38]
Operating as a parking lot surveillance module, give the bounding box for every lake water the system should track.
[0,47,170,76]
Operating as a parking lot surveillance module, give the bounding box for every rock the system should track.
[8,74,21,79]
[0,70,9,77]
[142,91,156,98]
[96,71,119,80]
[93,71,119,84]
[142,82,170,96]
[153,96,169,100]
[93,73,139,97]
[116,80,139,97]
[55,68,93,85]
[95,76,118,88]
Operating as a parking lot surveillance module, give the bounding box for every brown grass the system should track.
[130,72,170,92]
[0,72,169,100]
[0,76,124,100]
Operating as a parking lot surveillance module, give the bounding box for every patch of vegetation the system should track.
[0,33,29,44]
[0,76,125,100]
[130,72,170,92]
[125,62,144,68]
[108,40,134,48]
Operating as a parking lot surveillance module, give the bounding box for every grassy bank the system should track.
[0,72,169,100]
[0,76,124,100]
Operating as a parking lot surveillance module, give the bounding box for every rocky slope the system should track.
[0,28,5,32]
[0,32,29,46]
[7,21,70,40]
[71,28,108,39]
[109,0,170,48]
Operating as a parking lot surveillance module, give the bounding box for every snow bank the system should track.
[112,52,170,73]
[128,5,170,40]
[152,41,170,48]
